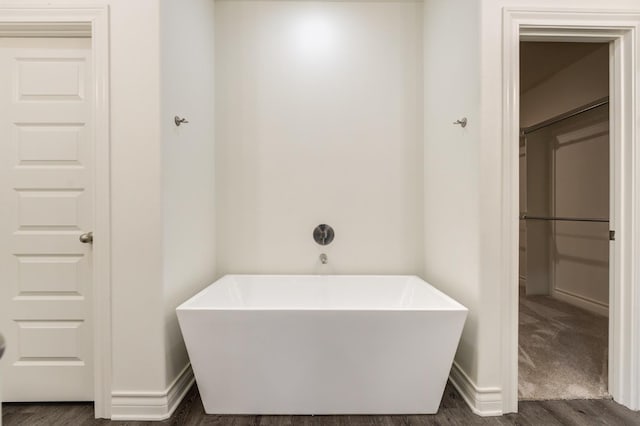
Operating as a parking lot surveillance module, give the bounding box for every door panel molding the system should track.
[502,9,640,414]
[0,5,111,419]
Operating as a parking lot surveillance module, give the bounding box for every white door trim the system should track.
[502,8,640,413]
[0,5,111,419]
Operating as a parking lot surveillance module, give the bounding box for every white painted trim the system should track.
[502,8,640,414]
[501,8,521,415]
[0,22,91,37]
[111,364,195,421]
[448,362,502,417]
[0,4,112,419]
[551,288,609,317]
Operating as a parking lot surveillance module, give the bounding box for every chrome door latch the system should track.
[79,231,94,244]
[609,230,616,241]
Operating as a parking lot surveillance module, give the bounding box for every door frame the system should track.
[502,9,640,413]
[0,5,111,418]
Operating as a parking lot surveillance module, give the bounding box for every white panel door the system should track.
[0,38,94,401]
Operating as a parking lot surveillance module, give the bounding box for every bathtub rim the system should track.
[176,274,469,313]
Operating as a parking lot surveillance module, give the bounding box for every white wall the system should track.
[215,0,424,276]
[423,0,482,386]
[478,0,638,412]
[160,0,216,391]
[104,0,166,396]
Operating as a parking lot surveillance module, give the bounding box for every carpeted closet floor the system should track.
[518,289,608,401]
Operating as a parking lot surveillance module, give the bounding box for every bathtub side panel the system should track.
[178,309,466,415]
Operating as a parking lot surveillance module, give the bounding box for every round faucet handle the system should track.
[313,224,334,245]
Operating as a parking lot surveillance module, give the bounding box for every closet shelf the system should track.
[520,214,608,223]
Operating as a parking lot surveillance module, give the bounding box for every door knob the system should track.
[79,231,93,244]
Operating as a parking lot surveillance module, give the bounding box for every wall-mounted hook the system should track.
[174,116,189,126]
[453,117,468,128]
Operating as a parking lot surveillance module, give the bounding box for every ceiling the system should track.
[520,42,606,93]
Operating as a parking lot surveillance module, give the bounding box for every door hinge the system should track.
[609,230,616,241]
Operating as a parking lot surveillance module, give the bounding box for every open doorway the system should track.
[518,42,610,400]
[503,10,640,413]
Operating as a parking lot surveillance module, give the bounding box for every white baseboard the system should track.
[449,361,503,417]
[109,361,503,419]
[552,288,609,317]
[111,363,194,421]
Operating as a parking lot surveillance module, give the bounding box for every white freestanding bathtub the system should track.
[177,275,467,415]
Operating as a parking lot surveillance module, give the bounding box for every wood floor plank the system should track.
[595,399,640,425]
[1,413,33,425]
[537,400,605,425]
[4,382,640,426]
[289,415,335,426]
[258,415,293,426]
[513,401,565,426]
[539,399,640,426]
[438,385,469,410]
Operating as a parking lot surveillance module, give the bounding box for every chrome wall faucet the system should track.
[313,224,334,245]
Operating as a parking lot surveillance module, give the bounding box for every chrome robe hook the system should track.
[174,116,189,126]
[453,117,468,128]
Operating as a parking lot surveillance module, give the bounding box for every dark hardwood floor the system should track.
[3,382,640,425]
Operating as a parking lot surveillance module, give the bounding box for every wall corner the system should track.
[110,364,194,421]
[449,361,503,417]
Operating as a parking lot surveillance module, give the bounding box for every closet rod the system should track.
[520,214,608,223]
[520,97,609,136]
